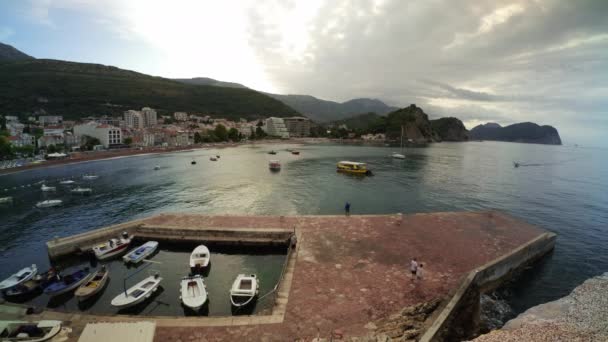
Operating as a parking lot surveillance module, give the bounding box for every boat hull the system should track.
[123,241,159,264]
[43,270,93,297]
[0,265,37,291]
[229,274,259,308]
[180,276,207,311]
[75,269,109,301]
[93,238,131,260]
[111,276,162,309]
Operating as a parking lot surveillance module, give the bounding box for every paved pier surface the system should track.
[35,211,549,341]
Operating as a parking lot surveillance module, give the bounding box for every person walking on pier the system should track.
[410,258,418,280]
[345,202,351,216]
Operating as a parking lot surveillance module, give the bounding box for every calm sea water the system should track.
[1,142,607,315]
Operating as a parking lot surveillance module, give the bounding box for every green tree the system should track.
[228,128,240,142]
[0,116,7,131]
[82,135,101,151]
[14,145,34,157]
[194,132,203,144]
[47,144,58,153]
[0,135,13,159]
[214,124,228,141]
[124,137,133,145]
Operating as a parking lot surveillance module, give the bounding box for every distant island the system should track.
[470,122,562,145]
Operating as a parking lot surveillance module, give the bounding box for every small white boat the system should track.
[123,241,159,264]
[40,184,56,192]
[269,160,281,171]
[230,274,259,307]
[180,275,207,311]
[82,174,99,180]
[189,245,210,270]
[35,200,62,208]
[0,320,62,342]
[59,180,75,185]
[0,264,38,291]
[92,234,132,260]
[391,153,405,159]
[0,196,13,204]
[111,274,163,309]
[75,266,109,301]
[71,187,92,195]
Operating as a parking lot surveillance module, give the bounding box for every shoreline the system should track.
[0,138,327,177]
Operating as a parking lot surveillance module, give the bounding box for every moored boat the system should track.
[210,156,217,161]
[123,241,159,264]
[189,245,210,271]
[267,150,277,155]
[191,159,197,165]
[40,184,56,192]
[269,160,281,171]
[110,273,162,309]
[82,174,99,180]
[92,233,132,260]
[180,275,207,311]
[0,196,13,204]
[0,320,62,342]
[291,151,300,155]
[337,161,372,175]
[230,274,259,307]
[0,264,37,291]
[71,187,92,195]
[35,200,62,208]
[75,266,109,301]
[43,268,93,297]
[59,179,75,185]
[391,153,405,159]
[4,269,57,297]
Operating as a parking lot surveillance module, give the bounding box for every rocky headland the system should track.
[470,122,562,145]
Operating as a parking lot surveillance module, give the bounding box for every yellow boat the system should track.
[336,161,372,175]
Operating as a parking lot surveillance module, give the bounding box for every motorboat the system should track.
[35,200,62,208]
[391,153,405,159]
[43,268,93,297]
[154,165,161,170]
[59,180,75,185]
[180,275,208,311]
[110,273,162,309]
[209,157,217,161]
[291,151,300,155]
[71,187,92,195]
[189,245,210,270]
[269,160,281,171]
[337,161,372,175]
[123,241,159,264]
[0,320,62,342]
[0,264,37,291]
[40,184,56,192]
[82,174,99,180]
[191,159,197,165]
[267,150,277,155]
[75,266,109,301]
[230,274,259,307]
[92,233,132,260]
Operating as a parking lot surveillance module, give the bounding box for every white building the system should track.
[142,107,157,127]
[39,115,63,126]
[174,112,189,121]
[74,122,122,148]
[8,133,35,147]
[263,117,290,138]
[124,110,144,129]
[43,126,64,136]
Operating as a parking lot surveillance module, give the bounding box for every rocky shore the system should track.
[472,272,608,341]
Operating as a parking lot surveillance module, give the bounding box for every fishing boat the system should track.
[75,266,109,301]
[82,174,99,180]
[59,180,75,185]
[269,160,281,171]
[110,273,162,309]
[391,125,406,159]
[0,264,37,291]
[210,157,217,161]
[35,200,62,208]
[180,275,208,311]
[71,187,92,195]
[92,233,132,260]
[230,274,259,307]
[0,320,62,342]
[40,184,56,192]
[337,161,372,175]
[267,150,277,155]
[43,268,93,297]
[123,241,159,264]
[291,151,300,155]
[189,245,210,270]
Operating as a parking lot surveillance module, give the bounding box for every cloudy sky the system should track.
[1,0,607,145]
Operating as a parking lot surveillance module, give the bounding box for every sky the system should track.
[1,0,608,146]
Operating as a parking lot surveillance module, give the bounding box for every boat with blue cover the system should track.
[43,268,92,297]
[123,241,159,264]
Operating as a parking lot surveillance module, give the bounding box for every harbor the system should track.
[2,211,555,341]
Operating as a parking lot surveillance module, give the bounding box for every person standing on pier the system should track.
[345,202,351,216]
[416,263,424,280]
[410,258,418,280]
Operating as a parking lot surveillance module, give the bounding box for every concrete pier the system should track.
[33,211,555,341]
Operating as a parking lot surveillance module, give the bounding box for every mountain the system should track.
[333,112,386,132]
[173,77,247,89]
[0,42,34,61]
[0,59,298,120]
[430,117,469,141]
[264,94,397,122]
[470,122,562,145]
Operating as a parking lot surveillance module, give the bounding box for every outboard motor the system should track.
[121,231,129,239]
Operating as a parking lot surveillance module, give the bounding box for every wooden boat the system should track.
[0,320,62,342]
[180,275,207,311]
[110,274,162,309]
[123,241,159,264]
[75,266,109,301]
[43,268,93,297]
[269,160,281,171]
[92,234,132,260]
[35,200,62,208]
[0,264,37,291]
[189,245,210,270]
[337,161,372,175]
[230,274,259,307]
[40,184,56,192]
[71,187,92,195]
